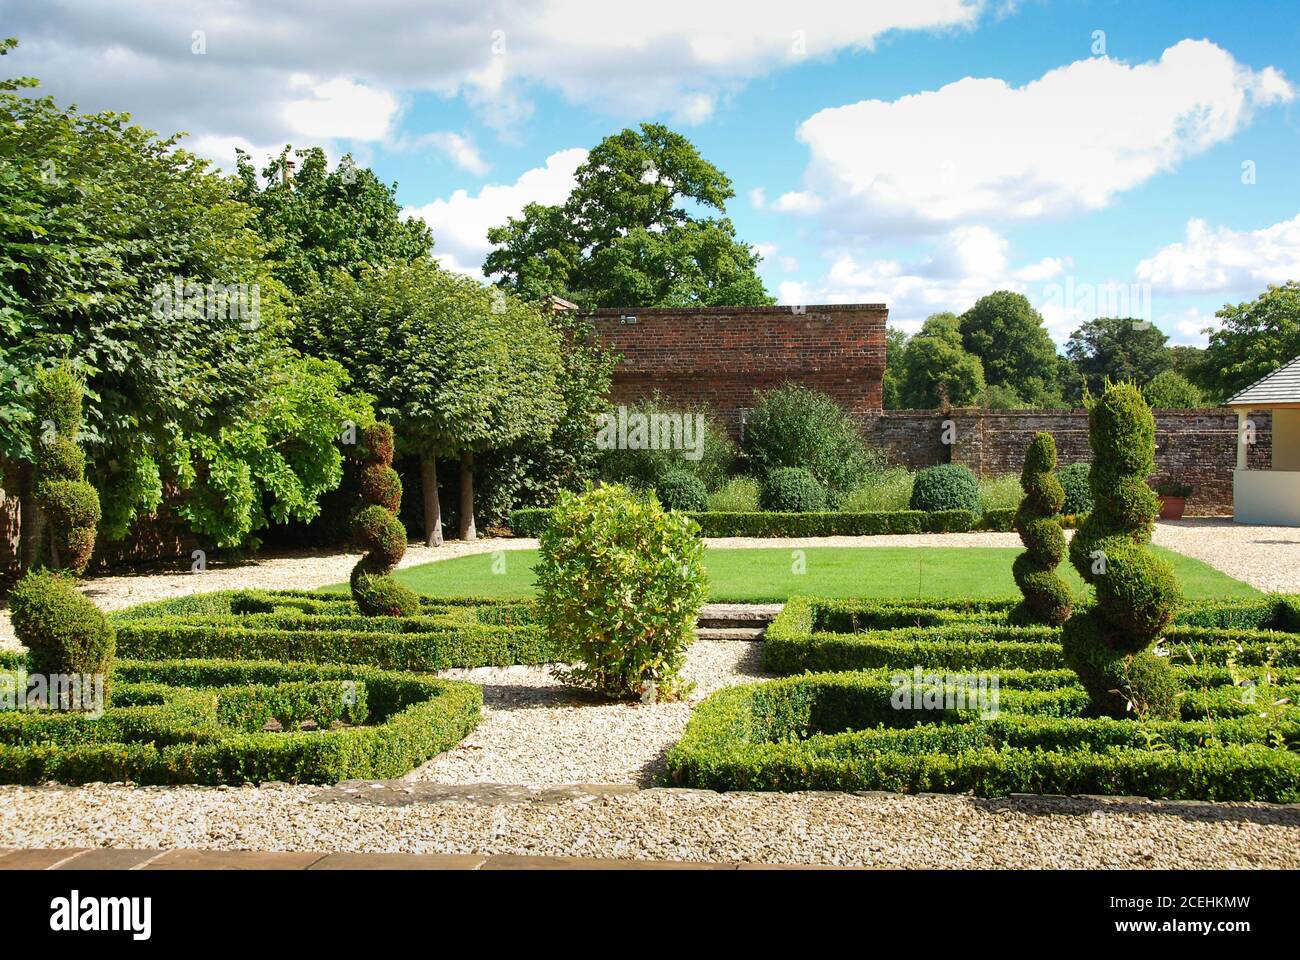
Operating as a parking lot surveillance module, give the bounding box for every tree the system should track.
[898,312,986,408]
[298,261,564,545]
[1065,317,1169,400]
[1141,370,1202,408]
[881,327,909,410]
[485,124,772,309]
[959,291,1061,405]
[0,42,310,560]
[1197,282,1300,400]
[234,146,433,296]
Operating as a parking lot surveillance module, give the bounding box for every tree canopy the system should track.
[1065,316,1169,401]
[897,312,986,408]
[484,124,771,309]
[1197,281,1300,401]
[959,291,1061,406]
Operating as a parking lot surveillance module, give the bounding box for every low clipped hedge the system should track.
[0,658,481,785]
[663,594,1300,800]
[110,591,556,672]
[509,507,1081,538]
[662,671,1300,800]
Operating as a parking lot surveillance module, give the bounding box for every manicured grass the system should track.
[360,546,1258,603]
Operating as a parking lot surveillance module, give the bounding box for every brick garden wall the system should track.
[861,408,1271,517]
[588,304,887,432]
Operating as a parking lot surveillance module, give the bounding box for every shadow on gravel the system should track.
[974,794,1300,827]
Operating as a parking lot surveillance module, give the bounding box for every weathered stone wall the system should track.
[861,408,1271,516]
[588,304,887,432]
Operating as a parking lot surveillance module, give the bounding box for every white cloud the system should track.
[4,0,987,151]
[773,191,824,214]
[404,148,587,278]
[752,242,800,273]
[1157,306,1217,347]
[283,75,400,141]
[1136,213,1300,294]
[395,131,490,175]
[748,187,768,209]
[781,40,1292,236]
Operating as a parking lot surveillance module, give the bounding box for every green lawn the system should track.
[333,546,1258,603]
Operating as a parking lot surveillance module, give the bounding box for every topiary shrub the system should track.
[537,484,705,701]
[741,384,883,506]
[909,463,981,514]
[655,470,709,512]
[10,366,114,711]
[1064,383,1181,719]
[1011,433,1072,626]
[350,423,420,617]
[1058,462,1093,516]
[760,467,829,513]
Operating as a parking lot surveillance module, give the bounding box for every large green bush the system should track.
[1011,433,1072,626]
[536,485,706,701]
[1058,462,1093,516]
[741,384,881,505]
[655,470,709,512]
[350,423,420,617]
[909,464,982,513]
[759,467,829,513]
[598,396,735,492]
[842,468,914,512]
[1064,384,1181,719]
[9,569,116,709]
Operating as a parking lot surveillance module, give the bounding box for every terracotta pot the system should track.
[1158,495,1186,520]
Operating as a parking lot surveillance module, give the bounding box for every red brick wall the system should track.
[861,408,1270,517]
[588,304,887,432]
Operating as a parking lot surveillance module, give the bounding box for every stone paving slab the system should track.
[308,852,488,870]
[53,848,165,870]
[142,849,328,870]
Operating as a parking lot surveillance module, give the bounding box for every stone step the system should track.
[696,603,782,630]
[693,626,766,641]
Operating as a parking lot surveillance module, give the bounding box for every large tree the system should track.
[234,146,433,296]
[1197,281,1300,401]
[898,313,986,408]
[959,291,1061,406]
[1064,316,1170,401]
[298,261,564,545]
[484,124,771,309]
[0,40,342,560]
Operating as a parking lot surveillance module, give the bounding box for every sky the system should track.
[5,0,1299,347]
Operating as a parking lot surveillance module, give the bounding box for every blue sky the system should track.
[7,0,1299,346]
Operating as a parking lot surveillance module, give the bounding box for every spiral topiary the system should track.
[350,422,420,617]
[9,366,115,710]
[1011,433,1072,626]
[1062,383,1181,719]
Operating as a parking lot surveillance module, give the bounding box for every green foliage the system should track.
[978,474,1022,511]
[655,470,709,512]
[741,384,882,505]
[842,468,914,512]
[707,477,760,512]
[759,467,828,513]
[1058,462,1093,516]
[1011,434,1072,626]
[898,312,986,408]
[350,422,419,617]
[1066,383,1181,718]
[8,569,115,710]
[510,506,991,538]
[536,485,706,700]
[234,146,433,296]
[882,327,909,410]
[484,123,771,309]
[1141,369,1203,408]
[1197,281,1300,400]
[1065,317,1170,401]
[0,660,482,785]
[909,464,982,513]
[30,366,99,574]
[960,292,1062,406]
[597,396,735,492]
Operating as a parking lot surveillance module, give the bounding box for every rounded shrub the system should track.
[760,467,829,513]
[655,470,708,513]
[741,384,882,505]
[350,422,419,617]
[9,570,116,708]
[1058,462,1093,516]
[1010,433,1071,626]
[537,484,706,701]
[909,464,981,513]
[1063,383,1181,719]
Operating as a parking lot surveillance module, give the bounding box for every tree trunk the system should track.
[459,450,476,542]
[421,454,443,547]
[17,461,44,572]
